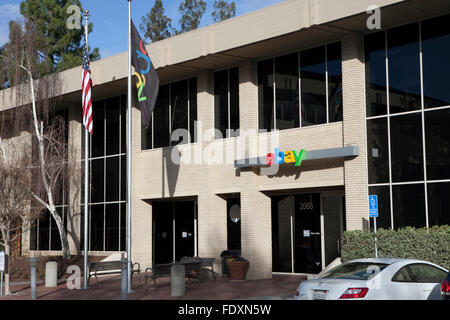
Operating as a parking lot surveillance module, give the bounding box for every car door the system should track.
[407,263,448,300]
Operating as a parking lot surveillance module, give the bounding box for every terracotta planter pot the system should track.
[226,261,249,280]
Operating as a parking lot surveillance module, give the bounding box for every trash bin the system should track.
[171,264,185,296]
[220,250,241,277]
[45,261,58,287]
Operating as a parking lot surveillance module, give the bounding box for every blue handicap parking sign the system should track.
[368,195,378,218]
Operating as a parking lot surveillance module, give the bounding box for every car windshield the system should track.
[319,263,389,280]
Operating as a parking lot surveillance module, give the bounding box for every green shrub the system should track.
[341,225,450,270]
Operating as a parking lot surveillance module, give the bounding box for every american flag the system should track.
[82,37,93,134]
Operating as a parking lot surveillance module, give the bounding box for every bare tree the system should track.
[0,18,81,260]
[0,125,41,295]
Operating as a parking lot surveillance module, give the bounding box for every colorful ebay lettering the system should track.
[266,148,308,166]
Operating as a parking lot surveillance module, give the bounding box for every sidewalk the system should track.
[0,274,305,300]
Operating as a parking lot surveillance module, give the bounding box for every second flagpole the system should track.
[127,0,133,293]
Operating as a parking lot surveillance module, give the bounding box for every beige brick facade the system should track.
[7,0,447,280]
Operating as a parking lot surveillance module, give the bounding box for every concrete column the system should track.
[131,89,153,270]
[67,105,82,255]
[341,33,369,231]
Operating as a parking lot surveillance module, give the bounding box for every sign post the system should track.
[369,195,379,258]
[0,251,5,296]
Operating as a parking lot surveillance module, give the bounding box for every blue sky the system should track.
[0,0,285,59]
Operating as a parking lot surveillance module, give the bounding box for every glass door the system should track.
[174,201,195,261]
[294,193,322,273]
[153,202,173,264]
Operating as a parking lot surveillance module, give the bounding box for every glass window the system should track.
[422,15,450,109]
[189,78,197,143]
[390,113,423,182]
[301,46,326,126]
[320,263,389,280]
[153,84,170,148]
[229,67,240,136]
[105,97,120,156]
[105,156,119,202]
[392,184,426,229]
[105,204,120,251]
[258,59,274,131]
[327,42,343,122]
[227,198,241,251]
[387,23,421,114]
[365,31,387,117]
[392,266,414,282]
[425,109,450,180]
[121,95,127,154]
[275,53,299,130]
[120,203,126,251]
[427,182,450,227]
[38,211,50,251]
[367,118,389,184]
[214,69,228,138]
[171,79,188,146]
[90,204,104,251]
[92,100,105,158]
[50,209,63,250]
[369,186,391,230]
[90,158,104,203]
[408,264,447,283]
[271,195,292,273]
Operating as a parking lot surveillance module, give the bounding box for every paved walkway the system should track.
[0,274,305,300]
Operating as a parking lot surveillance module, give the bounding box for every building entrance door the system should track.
[294,193,322,273]
[153,201,195,264]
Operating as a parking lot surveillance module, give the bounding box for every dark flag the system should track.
[131,20,159,129]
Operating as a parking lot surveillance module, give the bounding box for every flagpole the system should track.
[83,9,90,290]
[127,0,133,293]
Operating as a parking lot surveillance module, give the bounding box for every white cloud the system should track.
[0,3,22,47]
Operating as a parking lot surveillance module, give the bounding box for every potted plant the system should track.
[225,256,249,280]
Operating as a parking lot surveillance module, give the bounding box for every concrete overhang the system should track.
[1,0,449,111]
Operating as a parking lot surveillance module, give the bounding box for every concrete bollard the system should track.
[30,258,37,300]
[45,261,58,287]
[121,258,127,300]
[171,264,185,297]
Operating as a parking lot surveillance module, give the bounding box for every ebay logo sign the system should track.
[266,148,308,166]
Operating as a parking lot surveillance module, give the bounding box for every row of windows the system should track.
[141,78,197,150]
[81,96,128,251]
[258,43,343,131]
[365,14,450,116]
[366,14,450,230]
[367,109,450,184]
[140,43,343,150]
[369,182,450,229]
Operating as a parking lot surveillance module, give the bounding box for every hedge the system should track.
[341,225,450,270]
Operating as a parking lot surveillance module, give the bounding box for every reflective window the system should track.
[301,46,326,126]
[365,31,387,117]
[407,264,447,283]
[328,42,343,122]
[258,43,342,131]
[142,78,197,149]
[227,198,241,251]
[367,118,389,184]
[387,23,421,113]
[427,182,450,227]
[321,263,389,280]
[425,109,450,180]
[171,79,189,146]
[258,59,274,131]
[392,184,426,229]
[390,113,423,182]
[275,53,299,130]
[392,266,414,282]
[214,67,240,138]
[271,195,292,273]
[83,96,127,252]
[369,186,391,230]
[422,14,450,108]
[153,84,170,148]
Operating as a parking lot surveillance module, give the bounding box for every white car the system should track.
[294,258,448,300]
